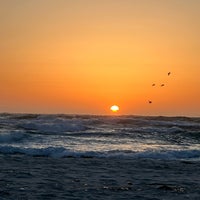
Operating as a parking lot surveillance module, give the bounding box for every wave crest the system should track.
[0,146,199,160]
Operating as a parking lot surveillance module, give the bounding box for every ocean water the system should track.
[0,113,200,199]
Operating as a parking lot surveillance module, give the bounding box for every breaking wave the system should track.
[0,145,199,160]
[18,118,88,133]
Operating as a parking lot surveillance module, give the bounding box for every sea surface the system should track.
[0,113,200,199]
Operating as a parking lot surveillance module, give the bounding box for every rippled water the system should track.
[0,114,200,199]
[0,114,200,160]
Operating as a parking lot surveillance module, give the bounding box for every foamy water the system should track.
[1,113,200,199]
[0,113,200,160]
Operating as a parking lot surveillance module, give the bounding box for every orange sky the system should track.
[0,0,200,116]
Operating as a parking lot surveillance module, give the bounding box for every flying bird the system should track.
[161,84,165,87]
[152,84,155,86]
[148,100,152,104]
[168,72,171,76]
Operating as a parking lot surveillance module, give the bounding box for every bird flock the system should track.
[148,72,171,104]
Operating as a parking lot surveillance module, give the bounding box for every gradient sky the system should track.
[1,0,200,116]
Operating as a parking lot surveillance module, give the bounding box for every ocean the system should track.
[0,113,200,199]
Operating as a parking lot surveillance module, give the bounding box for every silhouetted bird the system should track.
[148,100,152,104]
[152,84,155,86]
[168,72,171,76]
[161,84,165,87]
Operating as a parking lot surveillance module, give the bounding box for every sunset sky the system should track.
[1,0,200,116]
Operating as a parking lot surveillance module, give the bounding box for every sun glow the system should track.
[110,105,119,112]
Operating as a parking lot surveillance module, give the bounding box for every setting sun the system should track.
[110,105,119,112]
[0,1,200,117]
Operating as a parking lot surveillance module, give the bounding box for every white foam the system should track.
[19,118,87,133]
[0,114,199,161]
[0,146,199,160]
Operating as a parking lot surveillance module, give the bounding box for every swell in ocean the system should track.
[1,113,200,199]
[0,113,200,160]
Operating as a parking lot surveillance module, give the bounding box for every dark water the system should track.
[0,114,200,199]
[1,155,200,199]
